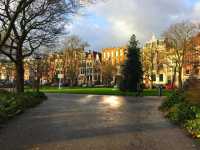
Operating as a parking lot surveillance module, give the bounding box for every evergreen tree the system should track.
[120,34,143,92]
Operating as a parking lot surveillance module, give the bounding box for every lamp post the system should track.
[57,60,63,89]
[35,54,42,92]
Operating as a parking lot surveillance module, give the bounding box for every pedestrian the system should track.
[136,83,143,97]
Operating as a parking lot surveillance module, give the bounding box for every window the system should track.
[107,52,110,58]
[186,69,190,75]
[112,51,114,57]
[120,49,123,56]
[104,53,106,59]
[159,74,164,82]
[152,74,156,81]
[195,68,199,75]
[116,50,119,57]
[112,59,114,65]
[158,64,164,70]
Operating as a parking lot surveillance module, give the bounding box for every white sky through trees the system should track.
[66,0,200,51]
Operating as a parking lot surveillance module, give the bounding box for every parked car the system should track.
[0,80,13,88]
[62,83,69,87]
[82,84,87,88]
[165,83,176,90]
[95,85,105,88]
[51,82,58,87]
[24,80,32,86]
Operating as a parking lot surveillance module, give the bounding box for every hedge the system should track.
[160,90,200,138]
[0,90,47,124]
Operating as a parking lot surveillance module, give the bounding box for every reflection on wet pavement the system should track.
[79,95,124,109]
[0,94,198,150]
[79,95,96,104]
[100,96,124,109]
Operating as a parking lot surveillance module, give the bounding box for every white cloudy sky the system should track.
[66,0,200,51]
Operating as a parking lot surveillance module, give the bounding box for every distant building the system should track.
[183,33,200,80]
[0,55,14,81]
[78,50,102,86]
[102,47,127,65]
[0,57,33,82]
[101,47,128,84]
[143,34,200,88]
[142,35,172,87]
[46,52,64,83]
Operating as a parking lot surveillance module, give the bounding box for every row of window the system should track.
[185,69,199,75]
[103,49,124,59]
[80,74,100,81]
[152,74,164,82]
[145,40,165,48]
[81,62,93,67]
[80,68,93,75]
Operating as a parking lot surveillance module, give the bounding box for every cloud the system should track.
[66,0,200,51]
[191,2,200,20]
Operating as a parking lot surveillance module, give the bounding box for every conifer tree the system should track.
[120,34,143,92]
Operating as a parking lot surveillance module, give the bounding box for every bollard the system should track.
[158,85,162,96]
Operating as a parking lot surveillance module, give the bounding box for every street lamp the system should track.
[34,54,42,92]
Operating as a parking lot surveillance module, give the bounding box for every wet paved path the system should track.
[0,94,198,150]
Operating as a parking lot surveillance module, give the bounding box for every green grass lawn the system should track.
[36,87,172,96]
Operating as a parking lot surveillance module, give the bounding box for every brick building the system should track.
[183,33,200,80]
[78,50,102,86]
[101,47,127,84]
[142,35,171,87]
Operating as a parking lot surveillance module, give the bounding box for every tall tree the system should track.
[62,35,89,86]
[0,0,78,93]
[164,21,198,88]
[101,61,116,87]
[120,34,143,92]
[142,37,157,89]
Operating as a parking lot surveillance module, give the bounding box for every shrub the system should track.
[185,119,200,138]
[160,89,200,138]
[191,106,200,119]
[160,90,185,111]
[167,102,196,124]
[0,91,47,124]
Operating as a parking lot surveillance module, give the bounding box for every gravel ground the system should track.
[0,94,199,150]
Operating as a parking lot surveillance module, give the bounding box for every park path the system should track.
[0,94,199,150]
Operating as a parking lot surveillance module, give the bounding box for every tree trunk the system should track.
[150,72,153,89]
[178,67,182,89]
[150,61,154,89]
[70,79,73,87]
[36,61,40,92]
[172,63,177,86]
[15,59,24,93]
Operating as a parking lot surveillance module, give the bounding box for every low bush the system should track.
[167,102,196,124]
[0,91,47,124]
[160,90,185,111]
[161,90,200,138]
[185,119,200,138]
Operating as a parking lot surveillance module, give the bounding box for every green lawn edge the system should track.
[34,87,171,96]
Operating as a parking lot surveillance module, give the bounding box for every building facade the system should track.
[0,57,31,82]
[102,47,127,66]
[101,47,127,84]
[143,34,200,88]
[78,51,102,86]
[142,35,173,87]
[183,33,200,80]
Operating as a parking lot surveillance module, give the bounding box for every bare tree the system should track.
[62,35,89,86]
[0,0,103,93]
[0,0,80,93]
[101,61,116,87]
[163,21,198,88]
[142,43,157,89]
